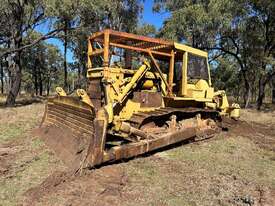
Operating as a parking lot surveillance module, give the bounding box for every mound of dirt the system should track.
[226,120,275,151]
[23,165,128,206]
[0,145,19,176]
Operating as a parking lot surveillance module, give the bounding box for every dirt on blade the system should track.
[32,125,90,171]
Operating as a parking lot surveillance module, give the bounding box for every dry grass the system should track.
[0,104,44,143]
[241,108,275,125]
[0,102,65,206]
[123,135,275,205]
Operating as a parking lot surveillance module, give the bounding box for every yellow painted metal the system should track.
[206,87,214,99]
[205,102,217,109]
[180,52,188,96]
[115,60,151,103]
[104,103,114,123]
[214,90,229,110]
[85,29,240,121]
[118,99,158,121]
[76,89,94,108]
[207,61,212,86]
[55,87,67,96]
[148,51,169,96]
[195,79,209,90]
[174,42,208,57]
[230,103,240,118]
[168,50,175,96]
[87,38,92,68]
[40,30,243,170]
[184,80,210,99]
[142,80,154,89]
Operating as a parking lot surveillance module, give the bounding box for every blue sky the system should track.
[40,0,168,63]
[141,0,169,29]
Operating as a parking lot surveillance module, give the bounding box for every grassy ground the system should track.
[0,102,65,206]
[0,98,274,205]
[123,134,275,205]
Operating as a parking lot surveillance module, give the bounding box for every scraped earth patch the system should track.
[23,165,128,206]
[0,141,23,176]
[226,120,275,152]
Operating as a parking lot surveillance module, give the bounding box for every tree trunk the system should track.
[0,63,4,94]
[7,69,11,91]
[33,64,38,95]
[239,66,251,108]
[63,20,68,91]
[47,79,50,96]
[39,78,43,96]
[34,74,38,95]
[272,76,275,104]
[272,89,275,104]
[5,39,22,106]
[5,63,22,106]
[78,63,81,85]
[243,79,251,108]
[38,66,43,96]
[257,77,266,110]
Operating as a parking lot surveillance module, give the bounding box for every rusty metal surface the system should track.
[102,127,217,164]
[132,92,162,107]
[87,79,103,109]
[127,107,220,129]
[89,29,173,49]
[88,29,175,63]
[39,96,95,170]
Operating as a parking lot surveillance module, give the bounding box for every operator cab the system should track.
[171,43,212,101]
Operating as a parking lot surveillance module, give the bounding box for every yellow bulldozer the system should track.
[38,29,240,170]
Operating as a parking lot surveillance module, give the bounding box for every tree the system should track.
[45,45,63,95]
[272,76,275,104]
[0,0,67,105]
[211,57,240,99]
[135,23,156,36]
[47,0,82,91]
[22,32,63,96]
[248,0,275,109]
[0,60,4,94]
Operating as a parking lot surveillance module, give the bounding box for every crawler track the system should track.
[128,107,221,129]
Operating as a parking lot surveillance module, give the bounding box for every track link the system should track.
[127,107,221,129]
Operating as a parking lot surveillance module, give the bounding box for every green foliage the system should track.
[211,57,239,96]
[135,23,156,36]
[21,31,63,95]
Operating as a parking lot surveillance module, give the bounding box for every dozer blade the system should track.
[37,96,95,170]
